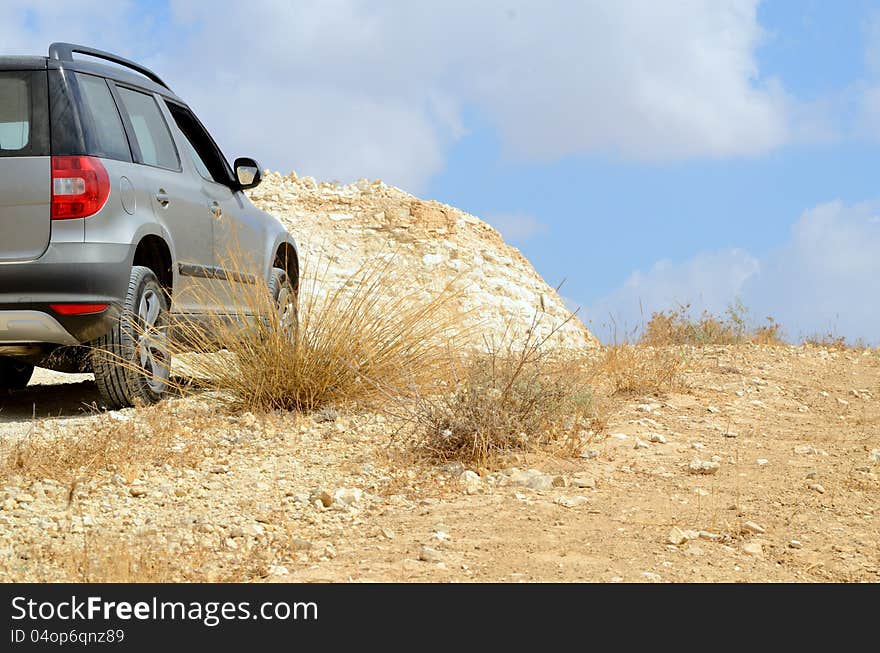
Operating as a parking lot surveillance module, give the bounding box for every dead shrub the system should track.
[600,343,687,395]
[802,332,869,351]
[409,314,600,466]
[641,300,783,346]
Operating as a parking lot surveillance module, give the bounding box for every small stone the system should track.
[431,531,451,543]
[15,493,35,504]
[419,546,443,563]
[508,469,554,491]
[870,449,880,464]
[742,542,764,556]
[290,538,313,551]
[805,470,818,480]
[570,474,596,489]
[794,445,816,455]
[649,433,667,444]
[210,465,230,474]
[333,487,363,506]
[666,527,689,545]
[641,572,662,582]
[808,483,826,494]
[707,406,719,413]
[756,459,769,466]
[245,523,265,537]
[788,540,803,549]
[689,459,721,475]
[837,398,849,407]
[741,521,765,535]
[380,528,395,540]
[129,487,147,498]
[611,433,629,440]
[458,470,482,494]
[440,462,465,475]
[555,495,590,508]
[268,565,289,576]
[634,439,650,450]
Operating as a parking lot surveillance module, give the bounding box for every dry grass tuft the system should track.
[802,332,870,351]
[1,404,213,486]
[641,301,783,346]
[166,256,463,413]
[600,343,687,395]
[409,314,600,466]
[13,533,280,582]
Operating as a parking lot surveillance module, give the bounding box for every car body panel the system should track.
[0,46,299,358]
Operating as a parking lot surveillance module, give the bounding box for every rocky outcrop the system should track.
[247,172,597,350]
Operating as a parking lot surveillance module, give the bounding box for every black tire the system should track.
[267,267,298,337]
[92,266,170,409]
[0,357,34,392]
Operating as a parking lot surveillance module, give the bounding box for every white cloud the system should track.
[586,249,760,338]
[587,201,880,343]
[2,1,796,191]
[486,213,549,242]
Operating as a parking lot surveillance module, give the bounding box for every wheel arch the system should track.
[132,234,174,298]
[271,239,299,292]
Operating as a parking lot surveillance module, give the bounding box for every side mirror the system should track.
[233,157,262,190]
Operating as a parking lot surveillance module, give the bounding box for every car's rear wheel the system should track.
[268,267,298,338]
[92,266,170,409]
[0,357,34,392]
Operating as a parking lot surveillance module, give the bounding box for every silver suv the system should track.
[0,43,298,408]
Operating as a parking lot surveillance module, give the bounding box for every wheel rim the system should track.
[136,288,169,394]
[275,284,297,336]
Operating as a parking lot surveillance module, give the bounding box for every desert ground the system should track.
[1,343,877,583]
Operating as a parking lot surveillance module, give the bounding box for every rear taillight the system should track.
[51,156,110,220]
[49,303,110,315]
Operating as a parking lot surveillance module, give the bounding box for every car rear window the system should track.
[76,73,131,162]
[0,71,49,157]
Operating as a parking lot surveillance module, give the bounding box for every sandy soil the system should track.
[0,345,877,582]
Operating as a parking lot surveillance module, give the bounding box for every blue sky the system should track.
[3,1,879,343]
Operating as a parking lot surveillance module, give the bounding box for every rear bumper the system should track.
[0,242,132,344]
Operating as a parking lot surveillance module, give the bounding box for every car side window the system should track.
[75,73,131,162]
[116,87,180,171]
[180,129,213,181]
[165,101,233,186]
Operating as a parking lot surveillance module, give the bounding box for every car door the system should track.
[112,84,216,313]
[163,101,266,315]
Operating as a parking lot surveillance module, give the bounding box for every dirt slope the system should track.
[1,344,877,582]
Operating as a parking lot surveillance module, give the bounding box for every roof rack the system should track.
[48,42,170,90]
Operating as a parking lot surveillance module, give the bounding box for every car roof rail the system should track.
[48,42,171,90]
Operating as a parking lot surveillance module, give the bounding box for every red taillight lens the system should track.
[49,303,109,315]
[51,156,110,220]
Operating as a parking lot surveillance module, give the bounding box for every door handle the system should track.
[156,190,170,208]
[209,201,222,219]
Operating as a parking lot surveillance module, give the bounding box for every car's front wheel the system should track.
[0,357,34,392]
[92,266,170,409]
[268,267,298,337]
